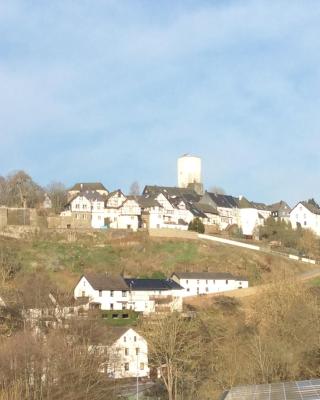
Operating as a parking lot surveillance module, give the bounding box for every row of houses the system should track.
[74,271,249,313]
[48,182,320,237]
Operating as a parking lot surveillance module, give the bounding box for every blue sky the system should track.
[0,0,319,204]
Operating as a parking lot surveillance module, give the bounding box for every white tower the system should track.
[177,154,202,190]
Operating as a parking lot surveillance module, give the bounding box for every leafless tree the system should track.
[46,182,67,214]
[129,181,140,196]
[209,186,226,195]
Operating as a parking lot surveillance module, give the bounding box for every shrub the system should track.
[188,218,205,234]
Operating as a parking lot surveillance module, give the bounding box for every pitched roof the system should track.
[269,200,291,212]
[206,192,239,208]
[193,203,219,215]
[66,190,106,206]
[69,182,108,192]
[84,274,128,291]
[134,195,161,209]
[101,327,134,346]
[105,189,125,200]
[143,185,200,201]
[301,199,320,215]
[124,278,183,291]
[172,272,246,281]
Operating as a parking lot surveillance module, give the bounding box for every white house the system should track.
[117,198,141,231]
[68,182,109,201]
[171,272,249,297]
[97,327,149,379]
[238,208,265,237]
[74,274,183,314]
[290,199,320,236]
[62,190,106,228]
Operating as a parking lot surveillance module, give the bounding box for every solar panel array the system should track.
[224,379,320,400]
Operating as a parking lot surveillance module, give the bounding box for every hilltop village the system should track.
[52,155,320,238]
[0,156,320,399]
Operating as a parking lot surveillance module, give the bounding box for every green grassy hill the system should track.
[0,230,313,292]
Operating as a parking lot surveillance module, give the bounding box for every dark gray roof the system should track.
[301,199,320,215]
[135,196,161,209]
[66,190,106,206]
[69,182,108,192]
[251,201,271,211]
[143,185,200,202]
[84,274,128,291]
[223,379,320,400]
[172,272,245,281]
[194,203,219,215]
[206,192,239,208]
[269,200,291,212]
[124,278,183,291]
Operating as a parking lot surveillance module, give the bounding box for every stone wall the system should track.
[47,214,91,229]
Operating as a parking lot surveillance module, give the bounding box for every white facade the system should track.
[177,154,202,188]
[171,273,249,297]
[74,276,183,314]
[238,208,264,236]
[290,202,320,236]
[96,328,149,379]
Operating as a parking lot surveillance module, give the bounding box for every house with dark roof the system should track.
[62,190,106,228]
[290,199,320,236]
[74,274,183,314]
[171,271,249,297]
[68,182,108,201]
[269,200,291,220]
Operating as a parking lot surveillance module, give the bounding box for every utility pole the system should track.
[136,349,139,400]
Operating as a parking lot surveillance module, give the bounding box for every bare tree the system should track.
[129,181,140,196]
[46,182,67,214]
[5,171,44,208]
[209,186,226,195]
[140,313,203,400]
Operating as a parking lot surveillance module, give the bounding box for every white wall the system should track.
[238,208,263,236]
[290,203,320,236]
[177,155,202,188]
[74,278,183,313]
[108,329,149,379]
[172,275,249,297]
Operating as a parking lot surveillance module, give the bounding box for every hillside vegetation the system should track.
[0,230,313,292]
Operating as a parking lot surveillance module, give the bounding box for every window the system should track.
[206,280,208,284]
[140,363,144,370]
[206,287,208,292]
[81,291,85,297]
[99,290,102,297]
[134,336,137,342]
[158,290,162,295]
[110,303,114,310]
[136,348,139,355]
[187,288,190,292]
[197,280,200,284]
[110,291,114,297]
[122,291,127,297]
[125,348,129,356]
[304,221,307,226]
[122,303,126,310]
[226,280,228,284]
[213,280,215,284]
[124,363,129,371]
[186,279,188,284]
[123,336,126,342]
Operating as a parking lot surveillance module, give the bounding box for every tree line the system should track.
[0,171,67,213]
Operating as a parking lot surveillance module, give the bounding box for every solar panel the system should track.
[224,379,320,400]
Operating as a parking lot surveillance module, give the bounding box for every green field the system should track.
[0,230,312,292]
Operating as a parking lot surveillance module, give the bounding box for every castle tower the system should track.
[177,154,203,194]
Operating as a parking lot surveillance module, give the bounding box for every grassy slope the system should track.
[1,230,312,292]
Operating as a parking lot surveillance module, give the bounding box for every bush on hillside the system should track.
[188,218,205,234]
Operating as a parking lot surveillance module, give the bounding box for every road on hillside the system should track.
[184,267,320,305]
